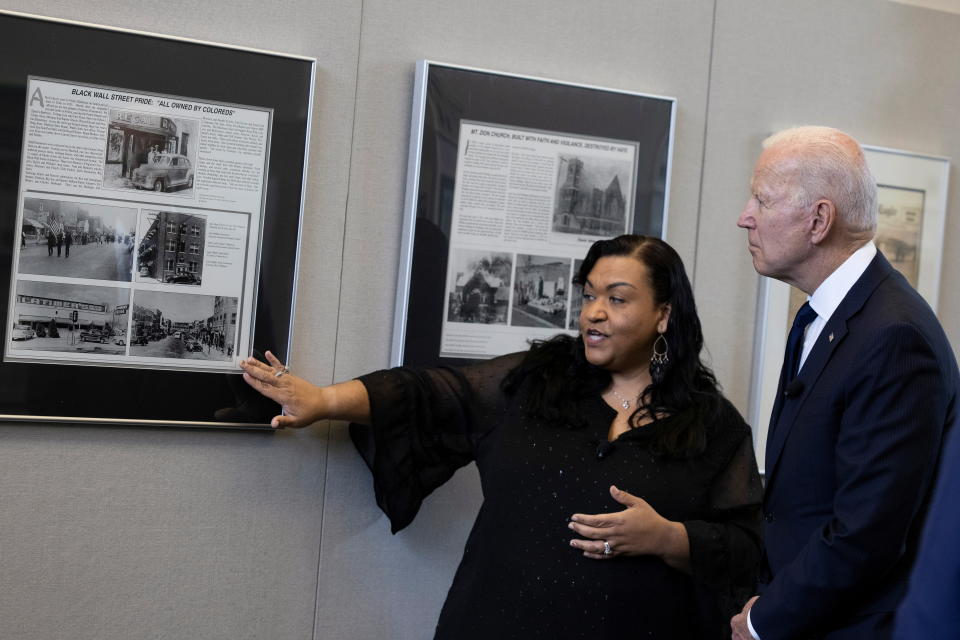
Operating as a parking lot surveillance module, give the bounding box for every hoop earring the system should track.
[650,333,670,384]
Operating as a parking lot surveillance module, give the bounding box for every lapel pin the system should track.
[828,333,834,342]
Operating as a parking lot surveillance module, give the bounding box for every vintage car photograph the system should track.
[80,328,112,344]
[168,272,200,285]
[103,110,199,196]
[11,323,36,341]
[131,154,195,193]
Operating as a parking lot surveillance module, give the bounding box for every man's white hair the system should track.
[763,126,877,233]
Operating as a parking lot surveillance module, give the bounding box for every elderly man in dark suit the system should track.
[730,126,958,640]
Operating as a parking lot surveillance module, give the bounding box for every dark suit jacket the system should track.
[893,427,960,639]
[752,252,959,639]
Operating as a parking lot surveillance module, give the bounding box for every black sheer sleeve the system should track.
[349,353,524,533]
[684,413,763,632]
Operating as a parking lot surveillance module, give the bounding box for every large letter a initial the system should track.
[29,87,45,108]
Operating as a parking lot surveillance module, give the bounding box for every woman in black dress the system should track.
[240,235,761,639]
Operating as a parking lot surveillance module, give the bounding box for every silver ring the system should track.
[602,541,612,555]
[274,366,290,378]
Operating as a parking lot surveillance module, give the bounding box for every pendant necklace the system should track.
[610,388,632,410]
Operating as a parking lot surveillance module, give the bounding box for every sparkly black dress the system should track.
[350,352,762,639]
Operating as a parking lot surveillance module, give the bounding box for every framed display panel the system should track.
[748,145,950,471]
[0,11,314,428]
[392,60,676,368]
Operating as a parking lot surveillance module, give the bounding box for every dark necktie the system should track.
[782,301,818,388]
[768,301,818,449]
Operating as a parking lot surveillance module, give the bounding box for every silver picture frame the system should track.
[391,60,677,368]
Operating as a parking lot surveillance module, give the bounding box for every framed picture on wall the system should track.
[0,10,315,428]
[748,145,950,471]
[391,60,677,368]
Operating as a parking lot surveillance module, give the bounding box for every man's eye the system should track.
[610,297,625,304]
[754,194,767,208]
[582,292,595,301]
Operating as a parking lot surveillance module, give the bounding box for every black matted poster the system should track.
[0,11,314,427]
[392,61,675,368]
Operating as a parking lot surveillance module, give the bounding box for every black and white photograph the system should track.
[0,16,311,425]
[568,258,584,330]
[18,198,137,281]
[876,185,924,288]
[9,280,130,355]
[446,249,513,325]
[136,211,206,285]
[509,254,571,329]
[395,62,673,366]
[104,109,199,195]
[552,155,633,237]
[130,290,237,361]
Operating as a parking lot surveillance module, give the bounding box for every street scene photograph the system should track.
[876,184,924,288]
[136,211,206,285]
[18,198,136,281]
[552,155,632,237]
[104,109,198,196]
[446,249,512,325]
[509,253,571,329]
[9,280,130,356]
[130,290,237,361]
[568,258,584,330]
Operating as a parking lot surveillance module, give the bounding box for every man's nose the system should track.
[737,201,755,229]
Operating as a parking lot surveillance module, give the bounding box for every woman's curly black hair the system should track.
[501,235,720,458]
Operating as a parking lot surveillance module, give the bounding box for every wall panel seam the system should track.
[314,0,367,638]
[692,0,719,288]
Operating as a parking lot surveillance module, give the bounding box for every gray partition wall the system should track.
[0,1,958,639]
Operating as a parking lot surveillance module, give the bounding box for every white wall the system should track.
[0,1,957,639]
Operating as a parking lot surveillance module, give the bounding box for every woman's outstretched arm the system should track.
[239,350,370,428]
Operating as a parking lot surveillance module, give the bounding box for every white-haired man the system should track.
[731,126,958,639]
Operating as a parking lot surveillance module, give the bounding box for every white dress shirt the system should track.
[800,241,877,371]
[747,240,877,640]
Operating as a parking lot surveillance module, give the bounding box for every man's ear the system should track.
[810,199,837,245]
